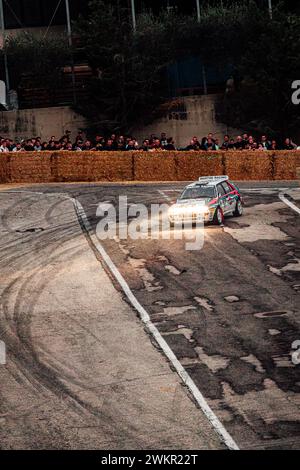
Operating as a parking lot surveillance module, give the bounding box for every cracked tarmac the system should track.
[0,181,299,450]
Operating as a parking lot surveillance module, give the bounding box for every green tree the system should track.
[221,5,300,138]
[2,32,71,91]
[75,0,180,133]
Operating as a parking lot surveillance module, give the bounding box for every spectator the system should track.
[125,139,137,151]
[24,139,35,151]
[235,136,244,150]
[228,139,236,150]
[60,130,71,143]
[160,133,168,147]
[282,138,295,150]
[186,139,201,151]
[200,137,208,150]
[140,139,150,151]
[12,142,24,152]
[221,135,230,150]
[270,140,277,150]
[164,137,176,150]
[83,140,93,151]
[206,137,217,151]
[0,140,10,152]
[74,140,84,151]
[75,130,85,143]
[104,139,116,151]
[0,130,298,153]
[242,133,249,148]
[151,139,162,150]
[260,135,271,150]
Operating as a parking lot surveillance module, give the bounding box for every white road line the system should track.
[72,196,239,451]
[243,187,289,192]
[279,192,300,215]
[158,189,173,202]
[0,190,44,195]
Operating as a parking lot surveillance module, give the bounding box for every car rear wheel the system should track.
[233,199,243,217]
[213,207,224,225]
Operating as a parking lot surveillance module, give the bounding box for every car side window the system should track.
[221,182,231,194]
[217,184,226,196]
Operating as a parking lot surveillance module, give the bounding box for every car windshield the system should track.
[180,186,216,200]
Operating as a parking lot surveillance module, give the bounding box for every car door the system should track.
[217,184,230,214]
[221,182,236,213]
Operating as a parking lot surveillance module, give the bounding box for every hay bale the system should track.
[9,152,53,183]
[176,151,224,180]
[134,152,177,181]
[224,151,273,180]
[0,154,10,183]
[273,151,300,180]
[55,151,133,182]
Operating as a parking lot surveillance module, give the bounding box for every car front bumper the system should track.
[169,211,214,224]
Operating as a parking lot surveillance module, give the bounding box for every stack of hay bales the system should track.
[224,151,273,180]
[176,151,224,180]
[273,151,300,180]
[0,150,300,183]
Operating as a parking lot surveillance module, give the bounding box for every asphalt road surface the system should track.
[0,181,299,450]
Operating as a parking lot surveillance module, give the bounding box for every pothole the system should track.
[165,265,181,276]
[254,310,291,319]
[156,305,197,317]
[195,347,230,372]
[194,296,214,312]
[224,295,240,303]
[272,354,295,368]
[16,227,44,234]
[281,259,300,272]
[268,329,281,336]
[128,257,163,292]
[163,327,194,342]
[267,265,282,276]
[241,354,265,373]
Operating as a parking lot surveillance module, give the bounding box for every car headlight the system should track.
[197,205,209,214]
[169,205,209,215]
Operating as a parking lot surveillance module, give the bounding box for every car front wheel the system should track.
[213,207,224,225]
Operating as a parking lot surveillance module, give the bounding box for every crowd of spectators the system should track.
[184,133,299,151]
[0,130,299,153]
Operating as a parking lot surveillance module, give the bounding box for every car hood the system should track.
[175,198,210,207]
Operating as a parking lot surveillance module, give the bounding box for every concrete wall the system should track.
[0,106,88,142]
[133,94,241,148]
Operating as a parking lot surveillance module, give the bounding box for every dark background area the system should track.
[2,0,299,29]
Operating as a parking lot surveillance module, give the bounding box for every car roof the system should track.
[186,176,229,189]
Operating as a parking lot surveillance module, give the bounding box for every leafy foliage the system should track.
[2,32,71,90]
[75,0,300,137]
[1,0,299,139]
[222,6,300,138]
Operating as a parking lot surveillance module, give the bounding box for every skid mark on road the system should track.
[73,197,239,451]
